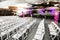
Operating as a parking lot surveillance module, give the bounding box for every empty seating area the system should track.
[32,19,60,40]
[0,16,60,40]
[0,0,60,40]
[48,22,60,40]
[0,16,37,40]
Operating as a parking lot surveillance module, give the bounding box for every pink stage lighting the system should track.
[54,12,59,23]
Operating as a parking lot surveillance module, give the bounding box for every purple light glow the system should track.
[27,9,32,15]
[39,9,45,14]
[54,12,59,23]
[50,9,55,14]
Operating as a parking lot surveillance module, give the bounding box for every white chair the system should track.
[32,19,45,40]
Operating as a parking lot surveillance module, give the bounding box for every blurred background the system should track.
[0,0,60,40]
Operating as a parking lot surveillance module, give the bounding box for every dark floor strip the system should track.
[27,19,41,40]
[43,23,52,40]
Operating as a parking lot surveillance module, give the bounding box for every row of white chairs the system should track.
[0,17,27,33]
[32,19,45,40]
[12,19,37,40]
[48,22,60,40]
[0,18,32,40]
[0,16,35,40]
[0,16,33,30]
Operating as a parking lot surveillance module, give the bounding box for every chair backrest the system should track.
[33,19,45,40]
